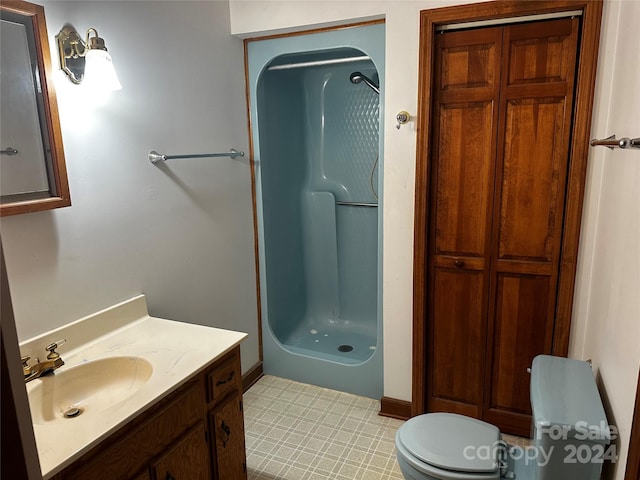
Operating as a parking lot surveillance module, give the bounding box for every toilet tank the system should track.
[529,355,611,480]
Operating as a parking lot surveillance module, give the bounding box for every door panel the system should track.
[484,17,579,435]
[427,27,502,418]
[506,19,577,86]
[489,273,552,415]
[484,273,555,433]
[439,28,499,92]
[435,102,494,258]
[498,97,567,262]
[429,269,486,416]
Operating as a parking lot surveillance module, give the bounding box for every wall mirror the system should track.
[0,0,70,216]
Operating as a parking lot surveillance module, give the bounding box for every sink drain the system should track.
[338,344,354,353]
[63,406,83,418]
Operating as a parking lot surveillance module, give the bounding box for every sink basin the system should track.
[27,356,153,424]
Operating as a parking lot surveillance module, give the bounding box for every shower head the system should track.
[349,71,380,95]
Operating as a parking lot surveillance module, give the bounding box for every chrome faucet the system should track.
[23,339,66,383]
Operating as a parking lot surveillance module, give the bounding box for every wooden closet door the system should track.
[426,28,502,418]
[426,17,580,435]
[484,18,580,435]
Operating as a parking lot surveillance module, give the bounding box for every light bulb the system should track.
[83,49,122,91]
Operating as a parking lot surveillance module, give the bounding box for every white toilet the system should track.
[395,355,611,480]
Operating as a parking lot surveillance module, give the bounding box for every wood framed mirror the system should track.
[1,0,71,216]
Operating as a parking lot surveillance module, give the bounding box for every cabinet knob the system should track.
[454,259,465,268]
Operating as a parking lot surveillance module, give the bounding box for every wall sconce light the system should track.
[56,25,121,91]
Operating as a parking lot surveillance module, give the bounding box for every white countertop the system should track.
[19,295,247,479]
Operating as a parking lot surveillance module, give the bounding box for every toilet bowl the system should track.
[395,355,611,480]
[396,413,502,480]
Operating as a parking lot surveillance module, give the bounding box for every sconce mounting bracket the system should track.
[56,25,86,84]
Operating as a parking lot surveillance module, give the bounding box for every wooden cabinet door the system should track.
[484,17,579,435]
[427,17,580,436]
[152,423,210,480]
[210,395,247,480]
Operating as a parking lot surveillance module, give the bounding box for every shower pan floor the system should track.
[281,321,377,365]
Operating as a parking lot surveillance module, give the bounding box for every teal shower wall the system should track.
[249,24,384,398]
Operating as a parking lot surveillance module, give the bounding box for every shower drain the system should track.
[337,344,354,353]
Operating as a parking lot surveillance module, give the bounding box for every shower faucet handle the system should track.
[396,111,410,129]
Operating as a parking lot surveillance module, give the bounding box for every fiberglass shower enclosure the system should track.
[247,24,384,398]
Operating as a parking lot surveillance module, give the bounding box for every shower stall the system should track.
[247,24,384,398]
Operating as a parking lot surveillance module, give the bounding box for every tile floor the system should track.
[243,375,406,480]
[243,375,532,479]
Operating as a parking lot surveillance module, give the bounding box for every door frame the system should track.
[625,368,640,480]
[411,0,603,416]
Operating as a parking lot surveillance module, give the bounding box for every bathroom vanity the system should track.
[20,295,248,480]
[52,348,245,480]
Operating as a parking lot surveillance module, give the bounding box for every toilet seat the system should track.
[396,413,501,480]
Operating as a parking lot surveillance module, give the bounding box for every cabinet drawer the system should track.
[207,352,240,404]
[152,422,210,480]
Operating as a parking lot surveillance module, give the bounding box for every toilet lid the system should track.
[397,413,501,474]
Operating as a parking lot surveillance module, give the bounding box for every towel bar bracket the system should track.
[590,135,640,150]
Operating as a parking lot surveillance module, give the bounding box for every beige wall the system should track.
[1,1,260,373]
[570,1,640,477]
[231,1,640,477]
[2,0,636,476]
[231,0,482,402]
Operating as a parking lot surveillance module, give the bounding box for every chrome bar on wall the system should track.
[590,135,640,150]
[148,149,244,164]
[336,201,378,208]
